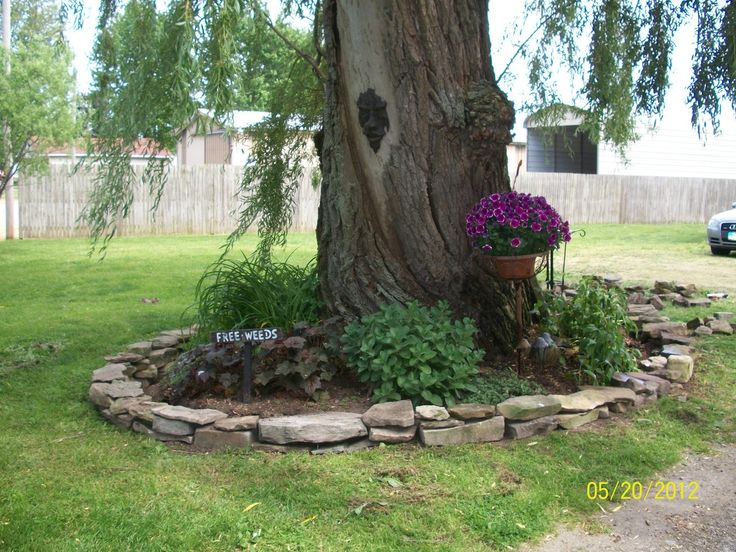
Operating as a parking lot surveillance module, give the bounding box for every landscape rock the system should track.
[505,416,558,439]
[151,334,181,350]
[127,401,168,423]
[214,416,259,431]
[310,439,377,455]
[662,355,694,383]
[131,421,193,444]
[362,400,415,428]
[414,405,450,421]
[661,333,694,346]
[628,304,658,316]
[604,274,623,286]
[551,390,608,412]
[89,383,113,408]
[151,405,228,426]
[686,297,712,308]
[708,319,734,335]
[91,364,128,383]
[419,416,505,446]
[447,403,496,420]
[577,386,637,405]
[640,322,688,340]
[127,341,153,356]
[686,317,705,330]
[556,409,600,430]
[672,294,689,307]
[596,405,610,419]
[661,344,693,357]
[496,395,562,421]
[109,395,152,416]
[714,312,734,321]
[152,415,194,436]
[193,427,254,450]
[133,365,158,379]
[628,292,648,304]
[609,402,628,414]
[160,327,197,341]
[259,412,368,444]
[649,295,665,310]
[653,281,676,294]
[369,425,417,443]
[694,325,713,336]
[100,409,133,429]
[622,372,671,395]
[94,381,145,402]
[104,352,145,364]
[149,347,179,368]
[611,372,647,393]
[419,419,465,430]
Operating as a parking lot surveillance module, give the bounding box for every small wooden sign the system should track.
[209,327,281,403]
[210,328,280,344]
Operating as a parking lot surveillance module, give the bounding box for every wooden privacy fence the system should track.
[515,173,736,224]
[17,166,736,238]
[18,163,320,238]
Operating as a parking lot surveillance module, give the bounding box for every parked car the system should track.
[707,202,736,255]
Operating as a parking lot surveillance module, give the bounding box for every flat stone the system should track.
[104,352,145,364]
[151,405,228,426]
[672,294,689,307]
[149,347,179,368]
[496,395,561,421]
[152,415,195,436]
[414,405,450,421]
[505,416,558,440]
[109,395,152,416]
[556,409,600,430]
[640,322,688,340]
[628,304,658,316]
[638,315,672,324]
[419,416,505,446]
[596,406,610,419]
[151,335,181,350]
[694,325,713,336]
[368,425,417,443]
[604,274,622,285]
[623,372,671,395]
[133,365,158,379]
[91,363,128,382]
[686,318,704,330]
[611,372,647,393]
[419,419,465,429]
[578,386,637,405]
[127,341,153,356]
[258,412,368,444]
[708,319,734,335]
[447,403,496,420]
[649,295,665,310]
[550,390,606,413]
[127,401,168,423]
[193,427,254,450]
[89,383,113,408]
[100,409,133,429]
[714,312,734,321]
[105,381,145,399]
[214,416,260,431]
[609,402,628,414]
[676,283,697,297]
[310,439,377,455]
[160,327,197,341]
[361,400,415,428]
[661,344,693,357]
[661,333,694,346]
[661,355,694,383]
[653,281,676,294]
[686,297,711,308]
[131,421,193,444]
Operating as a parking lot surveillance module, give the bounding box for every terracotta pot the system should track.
[491,252,546,280]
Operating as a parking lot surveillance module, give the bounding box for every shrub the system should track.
[193,253,321,337]
[341,301,483,406]
[537,277,639,384]
[463,369,546,405]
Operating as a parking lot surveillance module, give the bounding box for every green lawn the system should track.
[0,227,734,551]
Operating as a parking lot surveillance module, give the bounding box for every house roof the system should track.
[524,104,588,128]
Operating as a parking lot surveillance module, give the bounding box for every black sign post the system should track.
[210,328,281,403]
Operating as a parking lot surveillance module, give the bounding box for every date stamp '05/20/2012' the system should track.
[586,481,700,501]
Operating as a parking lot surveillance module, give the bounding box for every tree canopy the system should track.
[0,0,79,199]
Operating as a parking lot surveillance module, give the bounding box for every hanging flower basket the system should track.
[491,252,546,280]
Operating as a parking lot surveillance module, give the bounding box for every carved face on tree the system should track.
[357,89,389,152]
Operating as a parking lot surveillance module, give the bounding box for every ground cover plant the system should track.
[0,225,734,551]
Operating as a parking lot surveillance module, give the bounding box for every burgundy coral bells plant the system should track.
[466,191,571,256]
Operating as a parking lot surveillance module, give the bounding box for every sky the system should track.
[65,1,733,141]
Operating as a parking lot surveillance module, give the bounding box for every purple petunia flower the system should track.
[481,244,493,252]
[531,222,542,232]
[510,218,520,229]
[510,237,521,248]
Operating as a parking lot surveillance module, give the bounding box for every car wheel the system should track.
[711,246,731,256]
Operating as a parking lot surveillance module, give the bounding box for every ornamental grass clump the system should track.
[466,191,572,256]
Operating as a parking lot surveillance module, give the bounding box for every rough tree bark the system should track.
[317,0,520,351]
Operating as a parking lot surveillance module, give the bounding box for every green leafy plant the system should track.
[463,369,546,405]
[193,253,321,337]
[537,277,639,384]
[341,301,483,406]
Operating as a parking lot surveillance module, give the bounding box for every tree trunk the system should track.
[317,0,520,352]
